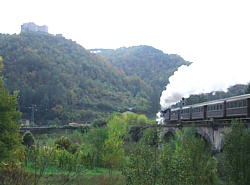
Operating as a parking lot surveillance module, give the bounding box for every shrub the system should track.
[23,132,35,148]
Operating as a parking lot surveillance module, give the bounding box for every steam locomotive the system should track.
[160,93,250,124]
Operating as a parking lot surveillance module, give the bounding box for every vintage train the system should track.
[160,93,250,124]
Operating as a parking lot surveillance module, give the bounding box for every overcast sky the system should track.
[1,0,249,63]
[1,0,250,107]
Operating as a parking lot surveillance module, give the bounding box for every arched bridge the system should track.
[159,121,250,153]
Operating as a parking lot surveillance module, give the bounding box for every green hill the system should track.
[0,33,190,125]
[91,46,191,111]
[0,33,154,125]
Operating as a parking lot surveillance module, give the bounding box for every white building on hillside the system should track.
[21,22,48,34]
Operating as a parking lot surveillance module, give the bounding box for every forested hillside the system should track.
[91,46,191,111]
[0,33,155,125]
[0,33,191,125]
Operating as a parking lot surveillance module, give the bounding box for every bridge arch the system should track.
[195,127,214,149]
[161,127,178,142]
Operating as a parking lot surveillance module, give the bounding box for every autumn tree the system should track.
[0,57,22,162]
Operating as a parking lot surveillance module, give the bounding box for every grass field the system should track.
[25,163,125,185]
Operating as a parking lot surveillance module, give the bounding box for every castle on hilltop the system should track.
[21,22,48,34]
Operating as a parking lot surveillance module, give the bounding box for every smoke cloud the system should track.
[160,55,250,110]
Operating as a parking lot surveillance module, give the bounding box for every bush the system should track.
[55,136,72,152]
[23,132,35,148]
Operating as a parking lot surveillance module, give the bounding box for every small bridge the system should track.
[20,126,85,135]
[159,120,250,153]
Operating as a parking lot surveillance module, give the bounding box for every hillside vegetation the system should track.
[92,46,191,111]
[0,33,189,125]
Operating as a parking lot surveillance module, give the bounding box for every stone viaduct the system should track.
[159,121,249,153]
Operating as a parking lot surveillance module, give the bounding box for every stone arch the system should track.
[195,127,214,149]
[161,128,177,143]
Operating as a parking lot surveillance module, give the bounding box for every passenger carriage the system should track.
[206,100,226,119]
[226,94,250,118]
[180,106,191,120]
[191,103,206,120]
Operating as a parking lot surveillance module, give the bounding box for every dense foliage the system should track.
[93,46,191,112]
[0,33,164,125]
[0,57,22,162]
[123,126,218,185]
[223,120,250,184]
[1,111,249,184]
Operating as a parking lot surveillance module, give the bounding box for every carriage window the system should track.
[217,104,219,110]
[227,102,230,108]
[230,102,233,108]
[220,104,223,110]
[243,100,247,107]
[234,101,237,107]
[239,101,242,107]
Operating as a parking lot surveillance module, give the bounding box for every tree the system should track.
[89,127,108,167]
[103,113,127,169]
[0,57,22,162]
[23,132,35,148]
[140,127,158,146]
[160,127,218,184]
[245,83,250,94]
[122,144,161,185]
[223,120,250,184]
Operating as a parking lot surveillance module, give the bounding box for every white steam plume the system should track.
[160,55,250,110]
[158,0,250,117]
